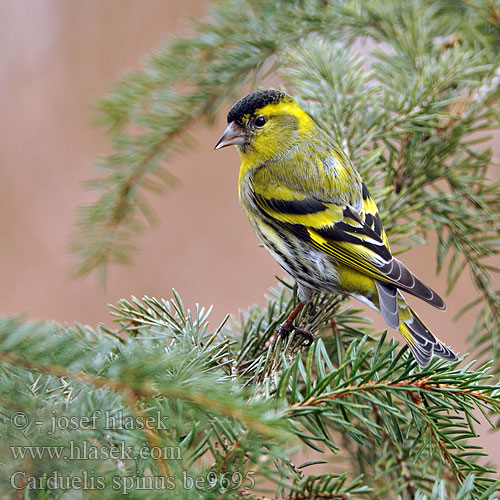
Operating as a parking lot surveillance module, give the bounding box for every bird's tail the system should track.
[397,296,458,367]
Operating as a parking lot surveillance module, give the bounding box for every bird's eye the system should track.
[255,116,267,127]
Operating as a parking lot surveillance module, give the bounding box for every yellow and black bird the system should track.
[215,89,457,367]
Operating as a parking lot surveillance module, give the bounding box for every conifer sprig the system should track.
[1,289,500,498]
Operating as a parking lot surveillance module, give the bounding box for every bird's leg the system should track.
[276,301,314,346]
[277,301,304,334]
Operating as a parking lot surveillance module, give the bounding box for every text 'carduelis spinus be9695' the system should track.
[215,89,457,367]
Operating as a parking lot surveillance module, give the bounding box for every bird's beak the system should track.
[214,122,248,150]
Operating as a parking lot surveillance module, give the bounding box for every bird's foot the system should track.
[276,322,314,348]
[292,327,314,347]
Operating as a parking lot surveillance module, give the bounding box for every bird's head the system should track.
[214,90,314,162]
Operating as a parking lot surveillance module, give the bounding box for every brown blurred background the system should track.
[1,0,498,466]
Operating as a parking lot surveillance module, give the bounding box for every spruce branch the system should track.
[1,284,500,498]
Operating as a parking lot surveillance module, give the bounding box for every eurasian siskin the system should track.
[215,89,457,367]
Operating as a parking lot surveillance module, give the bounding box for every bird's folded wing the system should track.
[252,189,445,310]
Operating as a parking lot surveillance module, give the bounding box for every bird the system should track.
[214,89,457,367]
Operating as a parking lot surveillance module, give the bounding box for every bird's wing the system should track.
[252,185,445,310]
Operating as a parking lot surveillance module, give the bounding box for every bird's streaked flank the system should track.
[215,89,457,367]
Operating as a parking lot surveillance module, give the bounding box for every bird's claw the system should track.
[291,327,314,346]
[276,323,314,348]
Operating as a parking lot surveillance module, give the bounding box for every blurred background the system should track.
[1,0,498,463]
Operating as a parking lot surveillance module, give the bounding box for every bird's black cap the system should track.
[227,90,287,125]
